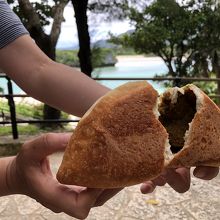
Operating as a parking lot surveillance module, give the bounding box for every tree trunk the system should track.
[41,37,61,127]
[201,55,209,77]
[212,50,220,105]
[72,0,93,77]
[42,41,61,128]
[17,0,69,128]
[215,53,220,105]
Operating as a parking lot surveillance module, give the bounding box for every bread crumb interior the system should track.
[159,89,197,154]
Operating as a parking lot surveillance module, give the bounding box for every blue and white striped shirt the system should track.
[0,0,28,49]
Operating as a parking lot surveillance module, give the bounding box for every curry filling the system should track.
[159,89,197,154]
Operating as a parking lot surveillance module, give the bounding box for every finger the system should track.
[166,168,190,193]
[51,184,103,219]
[22,133,71,161]
[140,174,167,194]
[77,188,104,208]
[152,175,167,186]
[35,180,103,219]
[140,181,156,194]
[94,188,123,207]
[67,188,104,219]
[193,166,219,180]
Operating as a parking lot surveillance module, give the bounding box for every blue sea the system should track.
[0,56,168,95]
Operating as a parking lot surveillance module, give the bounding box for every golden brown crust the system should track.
[167,86,220,168]
[56,81,168,188]
[57,82,220,188]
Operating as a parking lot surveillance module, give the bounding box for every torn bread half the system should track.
[57,81,220,188]
[161,84,220,168]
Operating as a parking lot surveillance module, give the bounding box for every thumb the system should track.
[23,133,72,161]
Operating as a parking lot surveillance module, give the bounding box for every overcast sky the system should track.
[46,3,133,49]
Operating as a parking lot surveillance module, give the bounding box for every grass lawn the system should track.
[0,99,73,137]
[0,124,73,136]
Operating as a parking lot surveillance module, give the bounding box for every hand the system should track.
[6,133,122,219]
[140,166,219,194]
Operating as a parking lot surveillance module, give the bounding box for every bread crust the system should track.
[57,82,220,188]
[56,81,168,188]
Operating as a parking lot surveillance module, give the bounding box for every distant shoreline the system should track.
[116,55,163,62]
[0,55,166,103]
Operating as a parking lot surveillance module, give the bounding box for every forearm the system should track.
[0,35,110,117]
[0,156,15,196]
[20,61,110,117]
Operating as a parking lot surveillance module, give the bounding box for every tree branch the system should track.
[17,0,42,31]
[50,0,70,47]
[182,50,196,72]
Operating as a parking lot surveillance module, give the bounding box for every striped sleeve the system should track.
[0,0,29,49]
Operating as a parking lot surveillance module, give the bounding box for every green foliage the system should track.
[195,80,219,103]
[18,103,43,118]
[91,47,117,68]
[91,46,105,68]
[7,0,54,27]
[0,125,39,136]
[0,87,3,93]
[56,50,80,67]
[111,0,220,79]
[0,100,69,119]
[88,0,132,20]
[113,46,137,55]
[0,101,9,112]
[0,123,73,136]
[194,81,217,96]
[109,0,220,103]
[0,101,43,119]
[56,49,119,68]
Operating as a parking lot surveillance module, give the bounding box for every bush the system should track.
[91,47,117,68]
[56,50,80,67]
[56,48,118,68]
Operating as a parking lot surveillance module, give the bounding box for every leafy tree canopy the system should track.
[8,0,63,27]
[111,0,220,78]
[7,0,69,50]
